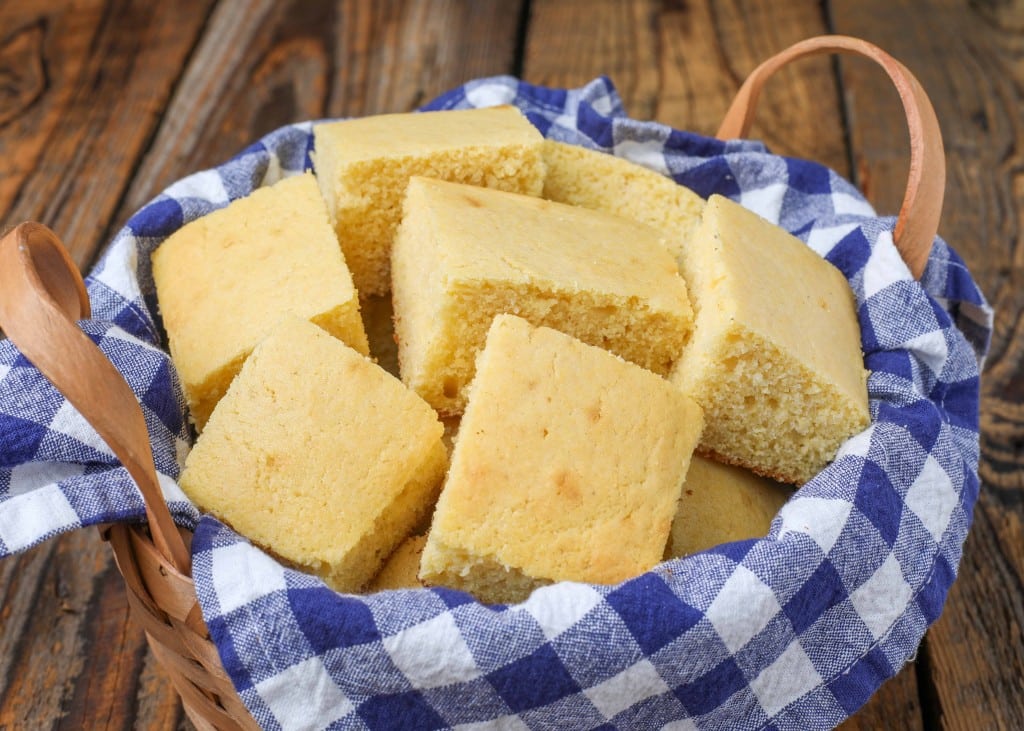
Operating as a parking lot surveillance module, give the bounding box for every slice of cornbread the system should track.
[366,534,429,592]
[313,106,545,296]
[665,455,792,559]
[392,177,694,415]
[541,140,705,259]
[419,315,704,604]
[152,173,369,431]
[671,194,870,485]
[179,319,446,593]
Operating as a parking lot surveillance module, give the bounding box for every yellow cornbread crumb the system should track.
[392,177,694,415]
[151,173,368,431]
[541,140,705,259]
[419,315,704,604]
[671,195,870,485]
[367,535,429,592]
[179,319,446,593]
[313,106,545,296]
[665,455,792,558]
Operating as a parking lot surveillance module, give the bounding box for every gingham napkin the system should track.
[0,77,991,730]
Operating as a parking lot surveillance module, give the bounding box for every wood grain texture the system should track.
[0,1,213,723]
[0,0,216,270]
[830,0,1024,729]
[0,531,187,729]
[0,1,1020,728]
[522,0,849,175]
[116,0,524,234]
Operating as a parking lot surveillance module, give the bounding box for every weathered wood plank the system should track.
[0,540,59,720]
[829,1,1024,729]
[58,551,186,729]
[0,1,523,728]
[0,1,213,725]
[0,530,186,729]
[522,0,849,175]
[115,0,524,231]
[0,0,217,269]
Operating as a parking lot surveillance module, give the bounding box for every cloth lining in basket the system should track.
[0,76,991,730]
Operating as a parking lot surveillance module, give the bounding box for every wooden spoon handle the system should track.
[717,35,944,280]
[0,223,190,573]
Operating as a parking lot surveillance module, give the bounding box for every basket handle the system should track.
[0,223,191,573]
[716,35,944,280]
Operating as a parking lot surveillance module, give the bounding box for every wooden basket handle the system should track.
[0,223,191,573]
[716,35,944,280]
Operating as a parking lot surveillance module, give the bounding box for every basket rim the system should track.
[1,71,988,730]
[99,74,987,730]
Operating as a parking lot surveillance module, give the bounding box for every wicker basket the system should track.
[0,36,948,730]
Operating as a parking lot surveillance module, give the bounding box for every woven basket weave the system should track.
[0,36,954,730]
[105,523,257,730]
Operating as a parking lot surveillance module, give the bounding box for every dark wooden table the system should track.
[0,1,1021,729]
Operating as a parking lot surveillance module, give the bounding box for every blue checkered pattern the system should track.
[0,77,991,729]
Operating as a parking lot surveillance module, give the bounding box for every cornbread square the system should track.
[152,173,369,431]
[419,315,704,604]
[541,140,705,259]
[392,177,694,415]
[313,106,545,296]
[366,535,429,592]
[665,456,792,559]
[179,319,446,592]
[671,194,870,485]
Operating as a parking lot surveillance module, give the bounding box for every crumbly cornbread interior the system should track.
[391,176,694,415]
[313,105,546,296]
[672,194,869,485]
[366,534,429,592]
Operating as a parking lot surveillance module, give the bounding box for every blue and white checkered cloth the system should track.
[0,77,992,730]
